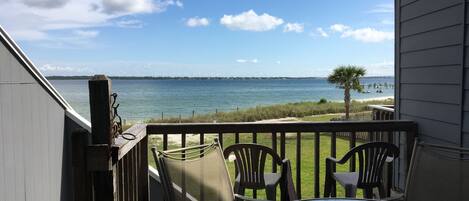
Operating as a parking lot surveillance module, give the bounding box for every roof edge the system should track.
[0,25,90,128]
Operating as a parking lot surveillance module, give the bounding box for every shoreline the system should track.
[123,96,394,124]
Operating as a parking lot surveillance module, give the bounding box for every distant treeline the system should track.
[46,75,394,80]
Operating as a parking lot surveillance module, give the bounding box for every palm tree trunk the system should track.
[344,87,350,120]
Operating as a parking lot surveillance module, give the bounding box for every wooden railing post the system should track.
[72,130,92,201]
[89,75,115,201]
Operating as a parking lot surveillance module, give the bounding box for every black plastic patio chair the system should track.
[151,139,268,201]
[385,141,469,201]
[223,144,296,201]
[323,142,399,199]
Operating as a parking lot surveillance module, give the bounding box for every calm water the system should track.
[50,77,394,121]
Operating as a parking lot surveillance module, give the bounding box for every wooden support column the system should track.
[89,75,115,201]
[72,130,93,201]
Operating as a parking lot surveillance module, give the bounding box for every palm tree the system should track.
[327,65,366,120]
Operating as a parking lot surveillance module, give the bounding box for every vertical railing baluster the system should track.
[331,132,337,197]
[350,132,356,172]
[272,132,278,173]
[119,160,124,201]
[182,133,186,148]
[314,132,320,198]
[163,133,168,151]
[181,133,186,159]
[368,131,373,142]
[386,130,393,197]
[233,132,240,177]
[126,155,131,201]
[280,132,286,159]
[200,132,205,201]
[218,132,223,147]
[296,132,302,199]
[200,133,205,156]
[181,133,187,199]
[200,133,205,145]
[252,132,257,198]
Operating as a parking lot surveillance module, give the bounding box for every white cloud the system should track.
[21,0,69,8]
[236,59,259,64]
[365,60,394,76]
[220,10,284,32]
[101,0,153,14]
[101,0,182,14]
[328,23,393,43]
[116,19,144,28]
[186,17,209,27]
[73,30,99,38]
[276,61,281,64]
[38,64,89,75]
[341,28,393,43]
[316,27,328,37]
[283,23,304,33]
[0,0,181,43]
[330,24,350,32]
[369,3,394,14]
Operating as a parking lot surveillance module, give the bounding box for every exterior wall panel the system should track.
[401,25,461,52]
[401,0,461,22]
[400,5,462,37]
[401,45,462,67]
[401,84,460,104]
[397,0,465,146]
[0,27,88,201]
[401,66,460,84]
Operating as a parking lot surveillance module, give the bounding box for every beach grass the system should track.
[147,98,393,123]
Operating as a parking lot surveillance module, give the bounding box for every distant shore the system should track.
[46,75,394,80]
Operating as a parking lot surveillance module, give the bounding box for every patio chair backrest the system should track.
[223,143,283,189]
[405,142,469,201]
[346,142,399,188]
[151,140,235,201]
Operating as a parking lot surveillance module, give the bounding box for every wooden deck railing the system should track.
[147,120,417,199]
[72,75,149,201]
[369,105,394,120]
[113,124,149,201]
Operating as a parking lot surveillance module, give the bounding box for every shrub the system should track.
[318,98,327,104]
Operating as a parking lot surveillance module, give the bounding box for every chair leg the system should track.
[363,188,373,199]
[266,185,277,201]
[378,184,386,198]
[234,181,245,195]
[344,184,357,198]
[324,175,332,197]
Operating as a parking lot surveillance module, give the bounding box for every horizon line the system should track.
[46,75,394,80]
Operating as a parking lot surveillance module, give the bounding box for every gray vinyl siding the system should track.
[0,27,89,201]
[395,0,467,191]
[397,0,465,146]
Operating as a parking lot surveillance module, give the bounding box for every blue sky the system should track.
[0,0,395,77]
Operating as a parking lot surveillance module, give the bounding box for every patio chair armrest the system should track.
[325,156,342,164]
[281,159,299,201]
[234,194,270,201]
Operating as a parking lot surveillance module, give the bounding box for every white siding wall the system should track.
[0,38,67,201]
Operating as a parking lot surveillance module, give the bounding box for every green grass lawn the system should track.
[148,131,364,199]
